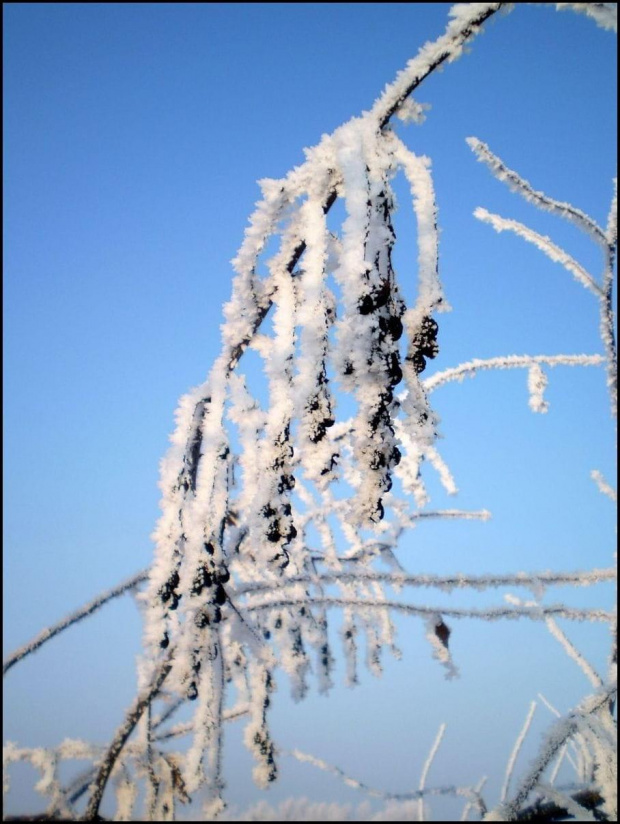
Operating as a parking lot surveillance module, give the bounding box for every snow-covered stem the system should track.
[487,681,617,821]
[286,748,484,806]
[500,701,537,803]
[422,354,604,393]
[236,567,616,597]
[246,597,614,623]
[473,208,604,296]
[371,4,506,127]
[418,723,446,821]
[461,777,488,821]
[466,137,607,246]
[555,3,618,31]
[82,655,173,821]
[2,568,149,677]
[591,470,617,502]
[545,618,603,689]
[537,693,585,777]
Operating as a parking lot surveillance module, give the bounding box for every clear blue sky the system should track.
[3,3,617,819]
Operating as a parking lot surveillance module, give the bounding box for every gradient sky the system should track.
[3,4,617,819]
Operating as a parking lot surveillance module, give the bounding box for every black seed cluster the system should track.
[159,570,181,611]
[408,316,439,375]
[260,424,298,570]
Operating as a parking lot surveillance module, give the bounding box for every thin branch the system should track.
[245,597,614,623]
[419,723,446,821]
[501,701,537,802]
[3,569,149,676]
[545,617,603,689]
[474,208,604,296]
[237,567,616,597]
[423,354,604,393]
[466,137,607,246]
[590,470,617,502]
[285,748,483,805]
[82,655,173,821]
[490,682,617,820]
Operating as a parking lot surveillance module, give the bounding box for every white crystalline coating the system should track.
[467,137,607,246]
[115,770,138,821]
[555,3,617,31]
[388,134,444,320]
[545,617,602,688]
[591,469,617,502]
[395,97,431,125]
[527,364,549,413]
[474,207,604,296]
[424,353,605,393]
[418,723,446,822]
[425,445,458,495]
[500,701,537,803]
[370,4,505,126]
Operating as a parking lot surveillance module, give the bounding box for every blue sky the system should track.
[3,3,617,819]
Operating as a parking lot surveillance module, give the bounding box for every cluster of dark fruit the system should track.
[320,642,330,671]
[364,384,403,522]
[262,503,297,546]
[408,316,439,375]
[186,642,220,700]
[271,428,295,495]
[190,560,229,598]
[159,569,181,611]
[253,729,277,782]
[357,278,391,316]
[307,371,336,445]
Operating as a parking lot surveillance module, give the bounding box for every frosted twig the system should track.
[537,782,597,820]
[423,354,604,393]
[461,776,487,821]
[489,681,617,820]
[555,3,618,31]
[153,706,249,743]
[545,618,603,689]
[286,748,482,804]
[3,568,149,676]
[372,4,505,127]
[591,470,617,502]
[501,701,537,802]
[418,723,446,821]
[246,597,614,623]
[466,137,607,246]
[237,567,616,597]
[83,654,173,820]
[474,208,604,296]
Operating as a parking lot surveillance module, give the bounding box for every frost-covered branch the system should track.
[474,208,604,296]
[545,618,603,689]
[555,3,617,31]
[246,597,614,623]
[372,4,506,127]
[83,655,173,820]
[423,353,604,393]
[418,724,446,821]
[286,747,484,806]
[486,681,618,821]
[237,567,616,597]
[3,568,149,677]
[467,138,608,246]
[501,702,537,803]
